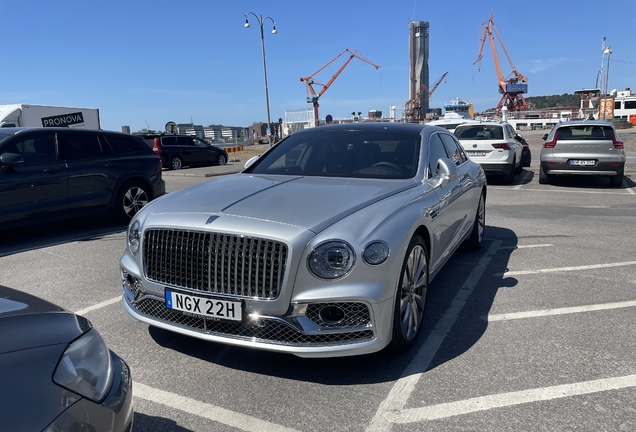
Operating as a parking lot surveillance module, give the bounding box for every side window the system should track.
[427,133,450,178]
[177,137,194,146]
[160,136,177,146]
[103,134,142,155]
[440,133,467,166]
[192,138,209,148]
[58,132,103,160]
[0,133,57,163]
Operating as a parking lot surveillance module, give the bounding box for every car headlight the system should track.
[53,329,114,403]
[128,220,141,255]
[362,241,390,266]
[307,240,355,280]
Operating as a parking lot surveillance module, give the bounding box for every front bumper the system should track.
[45,352,133,432]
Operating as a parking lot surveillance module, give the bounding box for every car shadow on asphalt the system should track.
[0,214,126,257]
[148,225,517,385]
[134,412,194,432]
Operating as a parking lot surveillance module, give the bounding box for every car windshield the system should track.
[556,125,614,140]
[455,125,503,140]
[246,130,421,179]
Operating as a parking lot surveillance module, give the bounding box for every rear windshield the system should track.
[556,125,614,140]
[454,125,503,140]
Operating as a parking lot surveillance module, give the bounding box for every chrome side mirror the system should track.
[432,157,457,188]
[243,155,260,170]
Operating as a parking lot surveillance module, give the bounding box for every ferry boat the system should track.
[443,97,474,119]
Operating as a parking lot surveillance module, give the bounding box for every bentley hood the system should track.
[143,173,416,233]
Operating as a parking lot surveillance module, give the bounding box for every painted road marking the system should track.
[366,240,502,432]
[75,296,121,316]
[498,244,554,250]
[384,374,636,424]
[494,261,636,277]
[134,382,299,432]
[487,300,636,322]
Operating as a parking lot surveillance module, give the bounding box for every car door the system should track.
[177,136,203,166]
[192,138,217,164]
[57,131,119,211]
[440,132,478,242]
[426,132,464,272]
[0,131,67,224]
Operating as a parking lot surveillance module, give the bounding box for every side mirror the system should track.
[243,155,260,170]
[541,134,548,140]
[515,135,523,142]
[0,152,24,166]
[432,157,457,188]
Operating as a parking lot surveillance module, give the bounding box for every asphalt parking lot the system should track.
[1,131,635,431]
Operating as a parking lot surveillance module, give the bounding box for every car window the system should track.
[103,134,143,154]
[427,133,449,178]
[160,136,178,146]
[57,132,103,160]
[0,132,57,163]
[192,138,210,148]
[455,125,503,140]
[177,137,194,146]
[439,133,467,166]
[557,125,614,140]
[247,130,420,179]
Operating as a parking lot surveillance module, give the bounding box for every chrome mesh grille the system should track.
[305,303,371,328]
[144,229,287,300]
[133,298,375,346]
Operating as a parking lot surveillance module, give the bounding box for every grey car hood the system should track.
[146,173,417,233]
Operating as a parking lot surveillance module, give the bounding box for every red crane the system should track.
[301,49,381,127]
[404,71,448,123]
[474,14,529,115]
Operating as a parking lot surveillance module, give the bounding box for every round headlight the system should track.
[362,241,390,266]
[128,220,141,255]
[308,240,355,280]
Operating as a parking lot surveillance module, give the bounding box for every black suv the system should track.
[138,134,228,170]
[0,127,165,228]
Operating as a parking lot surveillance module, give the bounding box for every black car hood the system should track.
[0,285,90,354]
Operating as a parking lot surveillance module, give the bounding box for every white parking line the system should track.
[74,296,121,316]
[384,374,636,424]
[498,244,554,250]
[366,240,502,432]
[487,300,636,322]
[134,382,299,432]
[494,261,636,277]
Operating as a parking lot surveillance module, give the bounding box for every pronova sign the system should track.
[41,111,85,127]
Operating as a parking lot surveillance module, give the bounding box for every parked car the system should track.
[120,122,487,357]
[138,134,228,170]
[518,133,532,167]
[454,121,524,184]
[0,127,165,228]
[539,120,625,187]
[0,285,133,432]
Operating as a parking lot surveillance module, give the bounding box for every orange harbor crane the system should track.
[474,14,529,115]
[404,71,448,123]
[301,49,381,127]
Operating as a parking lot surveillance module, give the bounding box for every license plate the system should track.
[165,289,242,321]
[569,160,596,166]
[466,151,487,157]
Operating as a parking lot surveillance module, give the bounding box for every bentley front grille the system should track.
[144,229,287,300]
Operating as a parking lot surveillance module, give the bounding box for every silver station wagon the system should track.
[120,123,487,357]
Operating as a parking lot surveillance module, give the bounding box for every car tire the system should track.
[463,192,485,250]
[609,171,624,188]
[170,157,183,170]
[114,181,150,223]
[539,165,551,184]
[504,159,516,184]
[388,234,429,352]
[217,154,227,166]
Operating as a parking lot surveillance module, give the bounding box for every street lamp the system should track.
[602,45,612,120]
[244,12,277,147]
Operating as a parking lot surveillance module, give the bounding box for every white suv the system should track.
[454,121,523,184]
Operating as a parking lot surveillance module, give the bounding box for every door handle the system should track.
[43,168,60,174]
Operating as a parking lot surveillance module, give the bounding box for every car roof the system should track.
[554,120,614,128]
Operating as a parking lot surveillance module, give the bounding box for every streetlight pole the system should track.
[602,45,612,120]
[244,12,277,148]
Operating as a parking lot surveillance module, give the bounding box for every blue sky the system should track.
[3,0,635,132]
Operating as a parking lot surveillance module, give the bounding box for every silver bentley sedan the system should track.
[120,123,487,357]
